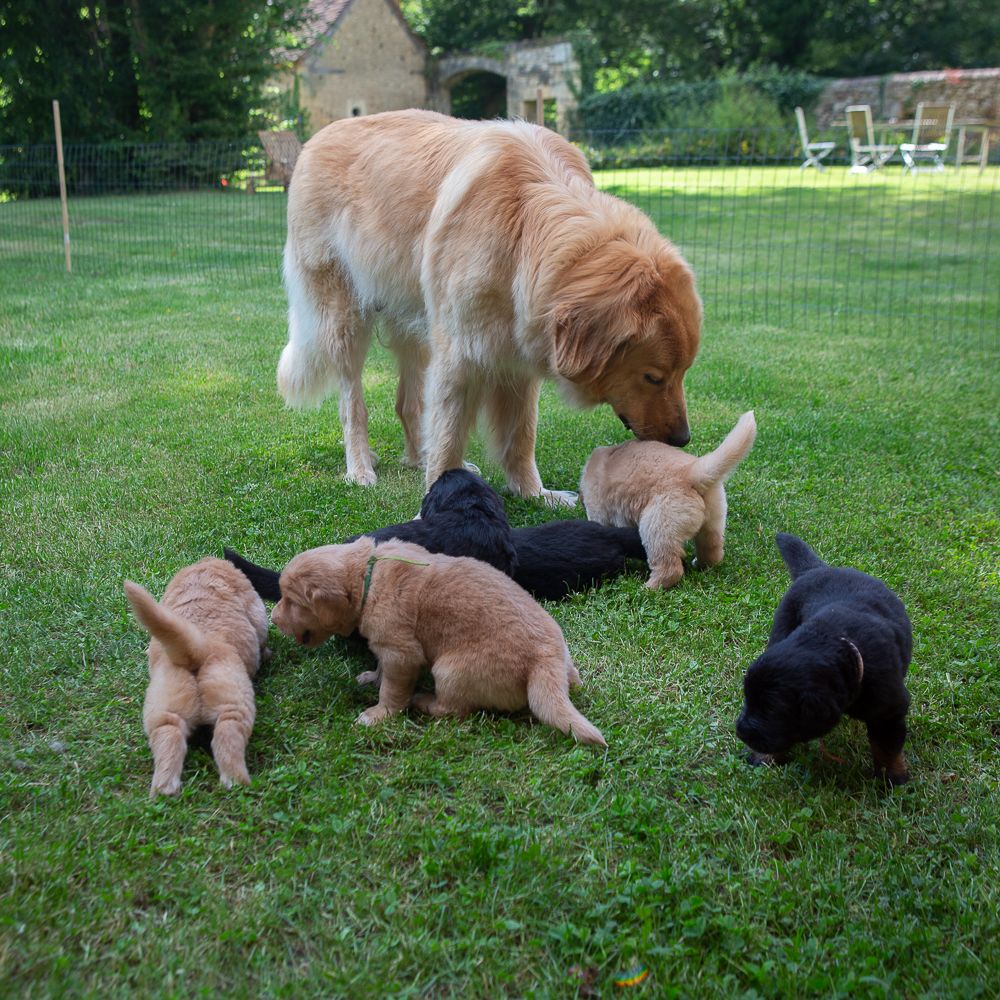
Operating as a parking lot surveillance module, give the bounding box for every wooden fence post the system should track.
[52,99,71,273]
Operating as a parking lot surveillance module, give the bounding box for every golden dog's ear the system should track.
[550,239,660,382]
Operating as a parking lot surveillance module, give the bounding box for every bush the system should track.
[571,67,829,139]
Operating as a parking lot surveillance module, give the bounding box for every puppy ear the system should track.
[306,579,350,617]
[840,637,864,690]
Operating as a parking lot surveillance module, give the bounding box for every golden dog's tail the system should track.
[688,411,756,492]
[124,581,211,672]
[527,659,607,748]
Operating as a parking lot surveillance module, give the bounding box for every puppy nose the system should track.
[666,425,690,448]
[617,413,632,432]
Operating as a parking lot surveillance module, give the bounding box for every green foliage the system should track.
[571,68,825,146]
[0,0,309,144]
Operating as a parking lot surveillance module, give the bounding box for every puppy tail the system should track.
[124,581,210,672]
[775,533,826,579]
[612,526,647,561]
[223,548,283,603]
[688,411,757,492]
[527,661,607,748]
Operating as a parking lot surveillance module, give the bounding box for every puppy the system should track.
[227,469,643,603]
[736,533,912,784]
[580,411,756,589]
[124,557,270,797]
[270,537,606,747]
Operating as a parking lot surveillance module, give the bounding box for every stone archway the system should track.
[433,41,580,135]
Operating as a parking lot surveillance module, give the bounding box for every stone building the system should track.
[279,0,581,136]
[279,0,429,133]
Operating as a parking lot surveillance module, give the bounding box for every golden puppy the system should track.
[580,411,757,589]
[271,538,606,746]
[124,557,270,797]
[278,109,701,503]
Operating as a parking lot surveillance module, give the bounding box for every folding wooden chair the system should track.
[846,106,896,173]
[900,103,955,174]
[795,107,836,171]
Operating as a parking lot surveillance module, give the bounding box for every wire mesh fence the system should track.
[1,128,998,345]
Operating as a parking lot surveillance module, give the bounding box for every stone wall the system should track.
[815,68,1000,127]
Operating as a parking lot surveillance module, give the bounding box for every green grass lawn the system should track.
[1,181,998,997]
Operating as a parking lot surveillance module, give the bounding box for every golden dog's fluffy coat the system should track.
[278,109,701,503]
[270,538,606,746]
[580,411,757,589]
[125,558,270,797]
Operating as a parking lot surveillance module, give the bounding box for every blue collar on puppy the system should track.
[361,554,429,612]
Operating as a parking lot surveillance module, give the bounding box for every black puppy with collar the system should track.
[226,469,645,603]
[736,532,912,784]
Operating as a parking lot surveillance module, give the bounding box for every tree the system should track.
[0,0,307,144]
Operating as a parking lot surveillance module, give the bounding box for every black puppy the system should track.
[736,532,912,785]
[226,469,644,602]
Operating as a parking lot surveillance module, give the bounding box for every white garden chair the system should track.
[846,105,897,173]
[795,107,836,171]
[900,103,955,174]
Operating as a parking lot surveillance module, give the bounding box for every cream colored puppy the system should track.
[580,411,757,589]
[271,538,606,747]
[125,557,270,797]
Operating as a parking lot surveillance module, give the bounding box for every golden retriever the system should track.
[270,537,606,746]
[580,411,756,589]
[277,109,701,504]
[124,558,270,797]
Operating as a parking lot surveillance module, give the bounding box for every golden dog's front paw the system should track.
[344,468,378,487]
[539,488,579,508]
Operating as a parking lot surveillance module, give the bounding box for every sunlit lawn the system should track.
[0,171,998,996]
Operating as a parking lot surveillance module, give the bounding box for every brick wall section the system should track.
[816,68,1000,127]
[290,0,428,133]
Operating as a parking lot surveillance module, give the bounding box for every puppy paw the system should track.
[356,706,388,726]
[877,767,911,786]
[539,488,579,508]
[219,768,251,789]
[746,750,790,768]
[355,669,380,686]
[150,776,182,797]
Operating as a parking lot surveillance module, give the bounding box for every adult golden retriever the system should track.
[278,109,702,504]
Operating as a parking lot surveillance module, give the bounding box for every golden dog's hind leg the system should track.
[485,376,578,507]
[336,326,377,487]
[278,256,378,486]
[146,711,190,798]
[388,331,429,468]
